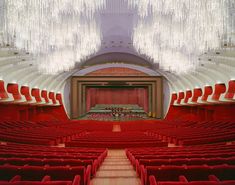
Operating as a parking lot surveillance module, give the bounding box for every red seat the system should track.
[144,165,235,185]
[41,90,49,103]
[150,175,235,185]
[31,88,42,102]
[7,83,21,100]
[0,182,72,185]
[20,86,32,101]
[49,92,56,104]
[0,80,8,99]
[0,165,19,181]
[0,165,87,185]
[225,80,235,99]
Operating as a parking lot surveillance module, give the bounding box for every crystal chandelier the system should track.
[128,0,234,74]
[1,0,106,74]
[37,20,102,74]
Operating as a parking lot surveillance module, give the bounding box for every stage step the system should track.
[90,149,141,185]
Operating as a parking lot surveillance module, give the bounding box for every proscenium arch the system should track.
[78,52,155,69]
[70,76,163,119]
[73,63,161,76]
[61,52,176,118]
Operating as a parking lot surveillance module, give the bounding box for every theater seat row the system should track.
[65,131,167,148]
[0,175,80,185]
[149,175,235,185]
[142,164,235,185]
[170,80,235,105]
[126,142,235,185]
[135,157,235,176]
[0,140,108,185]
[0,121,89,145]
[0,80,62,105]
[145,120,235,146]
[0,164,90,185]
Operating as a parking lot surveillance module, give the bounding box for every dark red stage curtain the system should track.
[86,87,148,112]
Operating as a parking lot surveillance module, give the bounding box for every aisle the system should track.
[90,149,141,185]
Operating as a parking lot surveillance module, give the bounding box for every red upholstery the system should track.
[0,120,235,185]
[0,80,8,99]
[0,175,81,185]
[49,92,56,104]
[184,90,192,103]
[192,88,202,102]
[41,90,49,103]
[71,175,81,185]
[0,182,73,185]
[156,182,235,185]
[126,121,235,185]
[201,86,213,101]
[138,157,235,171]
[225,80,235,99]
[0,124,108,176]
[10,175,21,182]
[212,84,226,101]
[0,165,87,185]
[20,86,32,101]
[145,120,235,146]
[149,175,157,185]
[7,83,21,100]
[56,94,63,105]
[170,93,178,105]
[65,131,167,148]
[0,158,93,168]
[177,92,185,104]
[145,165,235,185]
[31,88,42,102]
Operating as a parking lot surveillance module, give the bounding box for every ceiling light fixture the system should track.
[1,0,106,74]
[128,0,234,74]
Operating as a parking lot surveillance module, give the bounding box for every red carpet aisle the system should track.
[90,150,141,185]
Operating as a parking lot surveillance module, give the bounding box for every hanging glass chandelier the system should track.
[1,0,106,74]
[128,0,234,74]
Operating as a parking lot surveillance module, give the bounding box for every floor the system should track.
[90,149,141,185]
[112,124,121,132]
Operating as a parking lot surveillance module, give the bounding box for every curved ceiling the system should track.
[0,47,234,93]
[97,0,136,55]
[78,52,155,69]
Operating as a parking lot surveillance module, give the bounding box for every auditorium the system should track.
[0,0,235,185]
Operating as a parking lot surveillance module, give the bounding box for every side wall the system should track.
[0,104,68,121]
[166,104,235,121]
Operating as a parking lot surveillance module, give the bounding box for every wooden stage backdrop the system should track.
[71,76,163,119]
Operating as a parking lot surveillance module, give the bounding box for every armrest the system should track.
[72,175,81,185]
[41,175,51,182]
[208,174,220,181]
[85,165,91,185]
[149,175,157,185]
[10,175,21,182]
[92,159,99,176]
[179,175,188,182]
[136,159,140,176]
[140,165,146,185]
